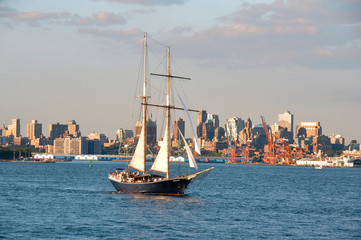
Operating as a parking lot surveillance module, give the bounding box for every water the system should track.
[1,161,360,239]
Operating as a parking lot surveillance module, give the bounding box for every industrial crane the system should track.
[261,116,277,164]
[230,138,251,163]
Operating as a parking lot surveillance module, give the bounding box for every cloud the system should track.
[67,11,126,26]
[0,6,72,26]
[92,0,187,6]
[78,27,142,42]
[168,0,361,69]
[0,6,71,27]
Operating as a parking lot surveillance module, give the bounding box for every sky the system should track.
[1,0,360,143]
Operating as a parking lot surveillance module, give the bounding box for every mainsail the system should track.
[128,125,145,172]
[179,130,198,169]
[150,125,169,174]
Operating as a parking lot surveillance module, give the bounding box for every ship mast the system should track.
[142,32,148,172]
[166,46,170,179]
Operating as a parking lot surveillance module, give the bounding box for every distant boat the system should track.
[108,33,213,195]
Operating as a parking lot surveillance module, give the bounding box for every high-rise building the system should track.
[297,122,322,138]
[173,118,185,140]
[225,117,244,141]
[49,120,80,139]
[27,120,42,140]
[54,137,88,154]
[6,118,20,137]
[278,111,294,142]
[49,123,68,139]
[87,132,107,145]
[116,129,133,141]
[207,114,219,128]
[135,118,157,145]
[198,110,207,125]
[239,118,252,142]
[278,111,294,132]
[66,120,80,137]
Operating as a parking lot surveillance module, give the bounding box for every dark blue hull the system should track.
[109,177,192,195]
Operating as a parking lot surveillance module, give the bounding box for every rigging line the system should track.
[147,35,168,49]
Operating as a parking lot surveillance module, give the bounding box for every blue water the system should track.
[0,161,360,239]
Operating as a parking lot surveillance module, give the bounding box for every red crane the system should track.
[261,116,276,165]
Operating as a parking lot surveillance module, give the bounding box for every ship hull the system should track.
[109,177,192,195]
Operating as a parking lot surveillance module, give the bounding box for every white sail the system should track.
[128,125,145,172]
[179,130,198,169]
[178,95,201,155]
[150,126,169,174]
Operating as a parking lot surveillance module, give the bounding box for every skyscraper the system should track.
[198,110,207,125]
[135,118,157,145]
[49,120,80,140]
[225,117,244,141]
[207,114,219,128]
[27,120,42,140]
[173,118,185,140]
[278,111,294,133]
[6,118,20,137]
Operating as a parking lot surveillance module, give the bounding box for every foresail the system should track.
[128,125,145,172]
[150,126,169,174]
[179,130,198,169]
[178,95,201,155]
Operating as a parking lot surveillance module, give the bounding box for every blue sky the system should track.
[1,0,360,143]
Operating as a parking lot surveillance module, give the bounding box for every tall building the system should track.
[278,111,294,132]
[116,129,134,141]
[49,123,68,139]
[239,118,252,142]
[278,111,294,143]
[6,118,20,137]
[207,114,219,128]
[297,122,322,138]
[173,118,185,140]
[198,110,207,125]
[225,117,244,141]
[27,120,42,140]
[54,137,88,154]
[135,118,157,145]
[66,120,80,137]
[87,132,107,145]
[49,120,80,140]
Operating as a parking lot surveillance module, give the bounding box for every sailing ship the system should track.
[108,33,213,195]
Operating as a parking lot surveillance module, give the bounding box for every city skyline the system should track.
[1,0,360,143]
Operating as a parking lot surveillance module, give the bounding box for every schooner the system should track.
[108,33,213,195]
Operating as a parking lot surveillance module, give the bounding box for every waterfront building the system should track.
[27,120,42,140]
[87,139,101,154]
[297,122,322,138]
[54,137,88,155]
